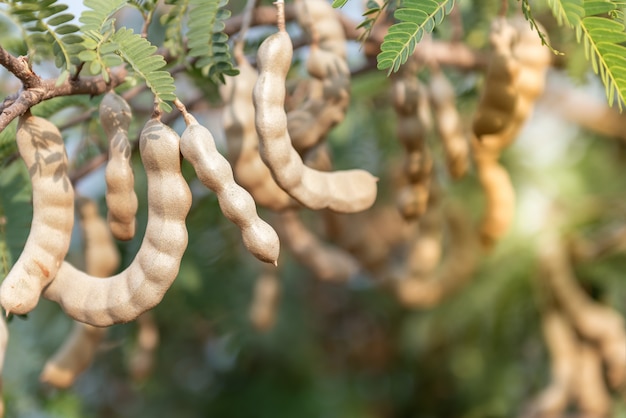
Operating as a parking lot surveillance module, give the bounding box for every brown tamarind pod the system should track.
[40,196,120,388]
[128,312,159,382]
[253,29,378,213]
[277,209,360,282]
[40,322,106,388]
[0,113,74,315]
[574,343,612,416]
[294,0,347,59]
[179,110,280,265]
[43,118,193,327]
[100,91,138,241]
[249,268,280,332]
[220,58,294,211]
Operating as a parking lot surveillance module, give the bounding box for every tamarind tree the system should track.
[1,0,626,417]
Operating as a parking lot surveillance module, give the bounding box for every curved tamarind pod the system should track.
[43,118,192,327]
[405,200,444,278]
[0,114,74,315]
[40,196,120,388]
[220,59,294,211]
[0,316,7,417]
[277,209,360,282]
[100,92,138,241]
[40,322,106,388]
[179,111,280,265]
[253,30,378,213]
[429,69,469,179]
[249,268,280,332]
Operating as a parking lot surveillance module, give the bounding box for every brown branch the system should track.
[0,66,127,133]
[0,46,40,89]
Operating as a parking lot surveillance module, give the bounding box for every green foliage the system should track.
[187,0,239,83]
[1,0,82,82]
[356,0,391,43]
[112,28,177,111]
[520,0,561,54]
[548,0,626,109]
[377,0,455,73]
[160,0,190,61]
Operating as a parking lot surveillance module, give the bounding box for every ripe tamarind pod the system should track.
[77,197,120,277]
[253,29,378,213]
[428,68,469,179]
[249,267,280,332]
[0,316,7,417]
[474,156,515,249]
[40,322,106,388]
[294,0,347,59]
[0,113,74,316]
[178,108,280,265]
[43,117,193,327]
[472,18,520,141]
[405,199,444,278]
[220,58,294,211]
[277,209,360,282]
[528,310,577,417]
[393,207,477,308]
[128,312,159,382]
[100,91,138,241]
[574,343,612,416]
[40,196,120,388]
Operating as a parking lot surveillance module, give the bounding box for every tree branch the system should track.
[0,46,40,89]
[0,66,127,133]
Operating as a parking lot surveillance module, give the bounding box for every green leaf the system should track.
[376,0,455,74]
[332,0,349,7]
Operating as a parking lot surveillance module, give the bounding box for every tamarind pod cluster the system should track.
[276,209,360,282]
[179,111,280,265]
[287,0,351,156]
[0,113,74,316]
[392,62,432,220]
[324,207,414,276]
[40,322,106,388]
[40,197,119,388]
[253,29,378,213]
[43,118,193,327]
[0,316,7,418]
[220,58,294,212]
[128,312,159,382]
[249,268,280,332]
[428,68,469,179]
[393,207,478,308]
[100,91,138,241]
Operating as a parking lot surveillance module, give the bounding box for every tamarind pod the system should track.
[475,157,515,249]
[523,310,576,418]
[220,59,294,211]
[253,30,378,213]
[100,92,138,241]
[43,118,193,327]
[429,69,469,179]
[277,209,360,282]
[249,269,280,332]
[405,202,444,278]
[0,114,74,315]
[40,196,120,388]
[396,183,430,221]
[295,0,347,58]
[179,112,280,265]
[575,343,612,416]
[0,316,7,418]
[40,322,106,388]
[77,197,120,277]
[394,207,477,308]
[129,312,159,382]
